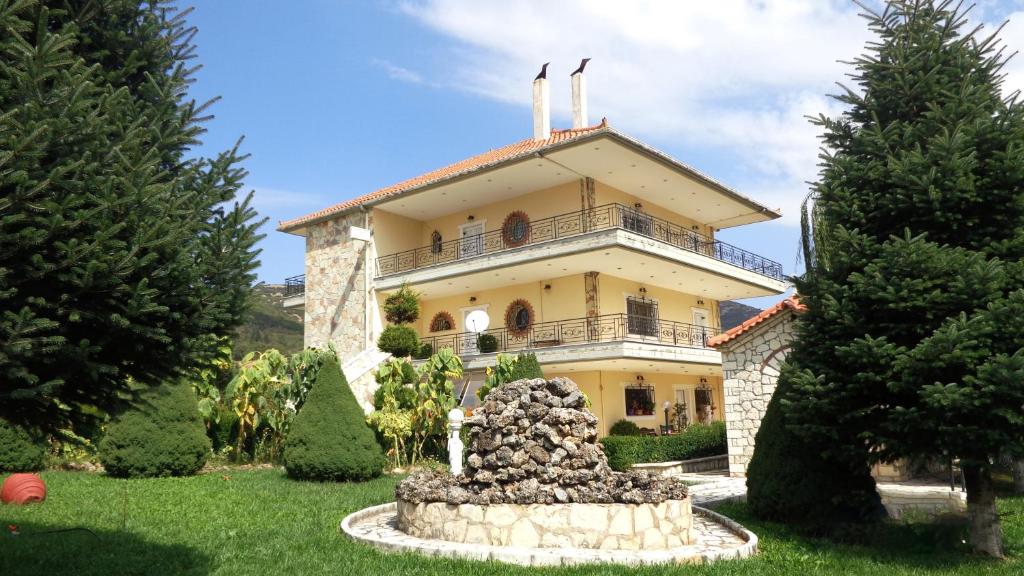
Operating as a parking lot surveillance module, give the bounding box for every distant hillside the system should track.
[233,284,304,359]
[718,301,762,331]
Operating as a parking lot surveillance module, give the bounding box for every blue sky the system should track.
[187,0,1024,309]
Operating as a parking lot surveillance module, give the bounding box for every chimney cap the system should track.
[571,58,591,76]
[535,62,549,80]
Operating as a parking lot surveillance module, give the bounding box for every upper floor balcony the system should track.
[374,203,786,301]
[281,274,305,308]
[420,311,722,373]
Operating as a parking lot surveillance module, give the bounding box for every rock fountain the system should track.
[342,377,757,566]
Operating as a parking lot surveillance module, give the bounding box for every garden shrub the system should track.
[99,381,211,478]
[383,284,421,324]
[600,421,726,471]
[283,357,385,481]
[413,342,433,360]
[746,370,884,527]
[608,419,642,437]
[510,352,543,380]
[377,325,420,357]
[0,418,46,472]
[477,333,498,353]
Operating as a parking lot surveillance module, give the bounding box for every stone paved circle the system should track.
[341,502,758,567]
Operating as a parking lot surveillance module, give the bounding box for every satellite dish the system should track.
[465,310,490,333]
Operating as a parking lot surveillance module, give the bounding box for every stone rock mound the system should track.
[396,377,688,505]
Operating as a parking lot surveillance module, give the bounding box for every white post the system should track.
[448,408,465,476]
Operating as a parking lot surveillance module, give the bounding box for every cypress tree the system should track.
[0,1,264,434]
[283,357,385,482]
[771,0,1024,556]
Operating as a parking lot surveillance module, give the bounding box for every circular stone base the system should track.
[341,502,757,567]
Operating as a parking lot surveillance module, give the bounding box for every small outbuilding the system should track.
[707,296,805,478]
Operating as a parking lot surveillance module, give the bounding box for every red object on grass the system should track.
[1,473,47,505]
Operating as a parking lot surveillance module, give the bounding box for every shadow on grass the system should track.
[0,521,211,576]
[713,502,1013,572]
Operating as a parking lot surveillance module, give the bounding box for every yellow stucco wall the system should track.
[598,275,720,328]
[405,273,587,336]
[416,181,583,249]
[371,209,421,259]
[370,178,718,258]
[544,370,725,437]
[594,182,714,238]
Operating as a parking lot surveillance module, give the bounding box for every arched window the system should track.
[431,230,443,254]
[504,299,535,337]
[429,311,454,333]
[501,211,530,247]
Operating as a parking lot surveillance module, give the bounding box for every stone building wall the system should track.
[719,313,797,477]
[304,211,369,361]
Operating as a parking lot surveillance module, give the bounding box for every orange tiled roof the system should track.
[707,296,806,348]
[277,120,610,232]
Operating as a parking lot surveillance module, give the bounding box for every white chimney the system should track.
[532,63,551,140]
[571,58,591,129]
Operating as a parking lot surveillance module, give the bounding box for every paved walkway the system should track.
[679,472,748,507]
[678,471,968,519]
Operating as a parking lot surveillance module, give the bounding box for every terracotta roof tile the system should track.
[707,296,805,348]
[277,120,610,232]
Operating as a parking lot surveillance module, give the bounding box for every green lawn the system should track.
[0,470,1020,575]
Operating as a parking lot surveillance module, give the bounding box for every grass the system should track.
[0,470,1021,575]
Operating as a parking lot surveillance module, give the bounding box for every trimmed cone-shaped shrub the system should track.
[0,418,46,472]
[377,325,420,357]
[510,352,543,380]
[746,368,883,527]
[283,357,385,481]
[99,381,211,478]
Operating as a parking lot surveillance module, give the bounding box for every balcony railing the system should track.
[419,313,720,358]
[284,274,305,297]
[375,203,783,280]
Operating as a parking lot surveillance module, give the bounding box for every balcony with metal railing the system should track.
[284,274,305,297]
[374,203,783,282]
[418,313,720,359]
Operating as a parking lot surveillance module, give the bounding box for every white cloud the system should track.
[371,58,428,85]
[251,187,328,209]
[398,0,1024,226]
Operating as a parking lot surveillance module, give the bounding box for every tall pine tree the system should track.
[0,1,264,434]
[776,0,1024,557]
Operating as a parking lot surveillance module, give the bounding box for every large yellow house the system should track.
[278,64,787,436]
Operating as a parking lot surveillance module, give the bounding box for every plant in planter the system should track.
[383,284,421,324]
[377,325,420,357]
[477,333,498,353]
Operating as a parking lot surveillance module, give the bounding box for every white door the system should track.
[459,222,485,259]
[673,388,694,430]
[691,307,711,346]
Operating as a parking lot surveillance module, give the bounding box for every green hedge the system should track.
[600,421,726,471]
[608,419,642,436]
[0,418,46,472]
[99,381,211,478]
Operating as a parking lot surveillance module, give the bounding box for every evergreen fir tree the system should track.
[0,1,264,435]
[774,0,1024,556]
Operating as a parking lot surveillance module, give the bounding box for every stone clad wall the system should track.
[396,499,693,550]
[720,313,796,477]
[304,212,368,360]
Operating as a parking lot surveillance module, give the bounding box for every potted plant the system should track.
[477,333,498,353]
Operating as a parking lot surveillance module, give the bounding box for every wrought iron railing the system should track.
[284,274,305,297]
[419,313,720,357]
[375,203,783,280]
